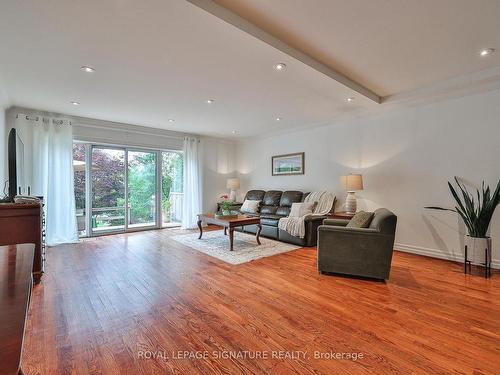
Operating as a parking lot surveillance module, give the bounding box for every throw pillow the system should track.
[240,199,260,214]
[289,202,316,217]
[346,211,374,228]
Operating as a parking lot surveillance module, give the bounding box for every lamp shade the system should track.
[226,178,240,189]
[341,174,363,191]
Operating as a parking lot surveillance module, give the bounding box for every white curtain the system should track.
[181,137,202,229]
[31,118,78,246]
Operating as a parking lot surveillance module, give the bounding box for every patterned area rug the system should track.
[172,230,301,265]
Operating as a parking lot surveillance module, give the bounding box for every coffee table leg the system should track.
[224,227,227,235]
[197,220,203,239]
[229,227,234,251]
[256,223,262,245]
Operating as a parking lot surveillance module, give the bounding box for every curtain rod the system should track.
[15,113,72,125]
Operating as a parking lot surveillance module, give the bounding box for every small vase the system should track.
[464,235,491,265]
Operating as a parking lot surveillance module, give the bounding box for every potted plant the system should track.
[219,199,233,216]
[426,177,500,264]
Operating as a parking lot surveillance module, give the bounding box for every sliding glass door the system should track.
[161,151,183,227]
[73,143,183,237]
[91,147,126,234]
[128,150,157,229]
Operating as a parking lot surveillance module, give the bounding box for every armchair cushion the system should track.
[346,211,374,228]
[323,218,349,226]
[319,225,379,235]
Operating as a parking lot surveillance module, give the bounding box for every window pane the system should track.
[128,151,157,227]
[91,147,125,232]
[162,151,183,227]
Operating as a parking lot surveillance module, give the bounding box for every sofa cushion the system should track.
[289,202,316,217]
[263,191,282,206]
[260,206,278,215]
[240,199,260,214]
[280,191,303,207]
[346,211,374,228]
[275,206,290,216]
[245,190,265,202]
[260,214,282,220]
[260,217,280,227]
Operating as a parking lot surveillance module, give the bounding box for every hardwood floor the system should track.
[23,227,499,374]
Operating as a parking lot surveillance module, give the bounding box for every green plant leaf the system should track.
[448,180,467,215]
[424,206,456,212]
[429,178,500,237]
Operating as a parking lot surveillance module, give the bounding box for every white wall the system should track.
[236,89,500,267]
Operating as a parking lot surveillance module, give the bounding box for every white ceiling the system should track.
[215,0,500,96]
[0,0,499,138]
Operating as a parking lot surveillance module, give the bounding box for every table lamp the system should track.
[341,174,363,214]
[226,178,240,202]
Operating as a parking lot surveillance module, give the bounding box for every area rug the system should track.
[171,230,300,265]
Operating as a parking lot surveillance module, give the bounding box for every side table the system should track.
[328,211,355,220]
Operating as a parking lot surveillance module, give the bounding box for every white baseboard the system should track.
[394,243,500,269]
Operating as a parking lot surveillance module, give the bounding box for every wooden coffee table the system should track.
[197,213,262,251]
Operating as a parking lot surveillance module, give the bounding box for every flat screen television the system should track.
[7,128,25,198]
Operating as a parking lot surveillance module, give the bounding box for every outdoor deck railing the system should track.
[169,192,183,222]
[78,192,183,230]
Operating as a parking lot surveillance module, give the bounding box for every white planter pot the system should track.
[464,235,491,265]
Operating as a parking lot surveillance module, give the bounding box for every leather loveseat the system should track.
[235,190,331,247]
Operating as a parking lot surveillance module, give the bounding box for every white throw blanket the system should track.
[278,191,335,238]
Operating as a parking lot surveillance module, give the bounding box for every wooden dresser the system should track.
[0,203,45,283]
[0,244,35,375]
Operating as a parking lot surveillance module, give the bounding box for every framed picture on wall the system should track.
[271,152,305,176]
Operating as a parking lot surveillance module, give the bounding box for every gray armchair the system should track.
[317,208,397,280]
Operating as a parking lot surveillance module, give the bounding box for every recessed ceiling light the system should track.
[206,99,215,104]
[276,117,282,121]
[479,48,495,57]
[168,119,175,123]
[346,97,355,102]
[232,130,236,134]
[70,101,80,106]
[274,63,287,71]
[80,65,95,73]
